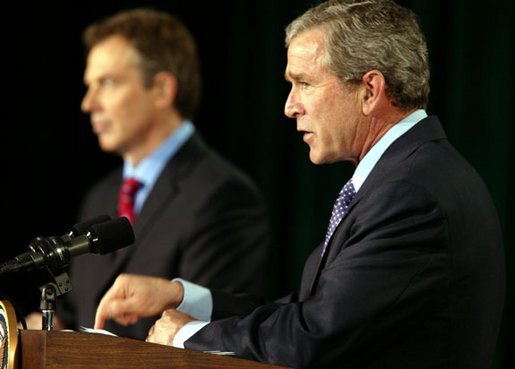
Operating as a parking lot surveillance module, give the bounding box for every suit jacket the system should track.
[185,116,506,369]
[58,133,271,340]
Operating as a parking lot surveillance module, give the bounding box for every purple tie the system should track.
[322,178,356,257]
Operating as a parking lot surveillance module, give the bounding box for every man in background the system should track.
[26,7,271,340]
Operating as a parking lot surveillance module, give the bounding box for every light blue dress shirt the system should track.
[121,120,194,214]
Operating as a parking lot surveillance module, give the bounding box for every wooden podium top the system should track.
[19,330,291,369]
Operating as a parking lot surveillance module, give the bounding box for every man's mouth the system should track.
[299,130,314,143]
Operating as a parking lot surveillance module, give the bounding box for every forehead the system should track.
[85,35,139,78]
[285,28,328,79]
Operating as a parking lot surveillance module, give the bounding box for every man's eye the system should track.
[295,81,309,89]
[100,79,115,88]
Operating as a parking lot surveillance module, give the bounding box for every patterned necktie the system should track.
[322,178,357,257]
[118,177,142,225]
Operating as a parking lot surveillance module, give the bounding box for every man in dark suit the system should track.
[24,8,271,340]
[93,1,505,368]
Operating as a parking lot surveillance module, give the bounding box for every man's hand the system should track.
[146,309,196,346]
[94,273,184,330]
[24,312,44,330]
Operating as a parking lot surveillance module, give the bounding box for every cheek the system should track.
[112,92,150,127]
[315,103,343,141]
[319,103,357,159]
[112,91,140,116]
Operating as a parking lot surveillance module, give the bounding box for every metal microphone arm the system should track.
[38,264,72,331]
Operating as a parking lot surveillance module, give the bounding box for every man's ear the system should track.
[361,70,386,115]
[152,71,178,108]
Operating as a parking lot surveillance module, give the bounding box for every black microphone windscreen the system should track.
[89,217,135,254]
[69,214,112,237]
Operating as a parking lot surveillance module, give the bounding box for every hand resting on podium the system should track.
[94,274,194,346]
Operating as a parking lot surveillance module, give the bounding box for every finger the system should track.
[161,309,173,317]
[94,313,105,330]
[96,298,137,328]
[161,308,181,318]
[95,294,114,329]
[94,278,128,328]
[145,323,155,342]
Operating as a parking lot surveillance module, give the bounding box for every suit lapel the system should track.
[134,133,204,242]
[304,194,361,298]
[304,116,447,297]
[90,134,207,299]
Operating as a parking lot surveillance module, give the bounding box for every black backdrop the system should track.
[1,1,512,367]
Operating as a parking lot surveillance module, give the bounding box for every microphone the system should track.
[0,217,134,275]
[67,214,112,238]
[58,214,113,244]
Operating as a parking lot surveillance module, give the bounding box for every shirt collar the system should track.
[353,109,428,192]
[123,120,195,188]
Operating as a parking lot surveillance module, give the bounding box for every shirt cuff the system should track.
[172,278,212,321]
[172,320,210,348]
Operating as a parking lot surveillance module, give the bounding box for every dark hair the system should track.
[83,8,201,119]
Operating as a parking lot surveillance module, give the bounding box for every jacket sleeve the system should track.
[184,180,450,368]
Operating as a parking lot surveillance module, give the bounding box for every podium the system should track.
[19,330,291,369]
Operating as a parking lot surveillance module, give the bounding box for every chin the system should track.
[309,150,341,165]
[98,141,118,153]
[308,152,325,165]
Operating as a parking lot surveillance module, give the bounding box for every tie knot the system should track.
[118,177,143,224]
[121,178,142,196]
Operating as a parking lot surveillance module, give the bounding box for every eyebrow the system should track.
[284,70,304,82]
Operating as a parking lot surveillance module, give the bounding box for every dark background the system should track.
[1,1,512,367]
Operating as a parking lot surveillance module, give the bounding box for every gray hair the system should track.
[285,0,429,110]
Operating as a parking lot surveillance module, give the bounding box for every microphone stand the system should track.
[38,267,72,331]
[40,284,56,331]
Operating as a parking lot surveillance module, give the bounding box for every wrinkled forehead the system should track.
[285,28,327,79]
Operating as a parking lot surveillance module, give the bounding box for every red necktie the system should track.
[118,177,142,225]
